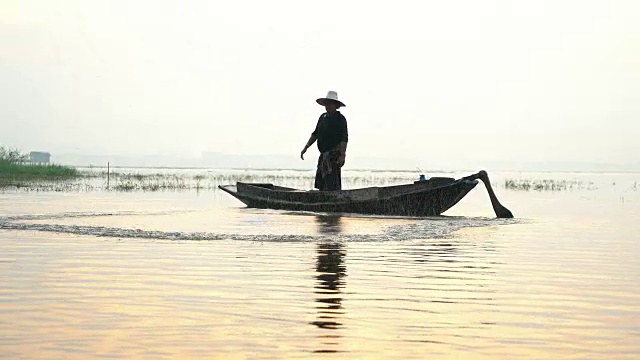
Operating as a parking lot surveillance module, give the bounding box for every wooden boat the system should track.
[219,170,514,218]
[218,176,480,217]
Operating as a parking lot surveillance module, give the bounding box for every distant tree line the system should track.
[0,146,29,164]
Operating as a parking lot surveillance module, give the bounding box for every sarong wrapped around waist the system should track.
[314,150,342,190]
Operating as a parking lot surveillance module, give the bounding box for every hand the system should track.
[337,154,345,167]
[300,147,307,160]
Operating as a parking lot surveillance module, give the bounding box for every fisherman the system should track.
[300,90,348,191]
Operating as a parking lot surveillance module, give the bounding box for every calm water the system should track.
[1,169,639,359]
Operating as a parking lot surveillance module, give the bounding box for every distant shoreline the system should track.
[73,165,640,175]
[50,153,640,174]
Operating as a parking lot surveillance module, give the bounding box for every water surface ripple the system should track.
[0,210,517,242]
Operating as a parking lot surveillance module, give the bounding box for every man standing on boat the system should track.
[300,90,348,191]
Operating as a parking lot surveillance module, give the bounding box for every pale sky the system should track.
[1,0,639,166]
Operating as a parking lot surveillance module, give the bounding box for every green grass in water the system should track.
[0,161,78,182]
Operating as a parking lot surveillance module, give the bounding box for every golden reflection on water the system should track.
[1,218,640,359]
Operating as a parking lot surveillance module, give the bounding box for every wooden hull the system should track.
[218,177,478,217]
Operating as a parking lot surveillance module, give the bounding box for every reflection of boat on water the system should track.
[311,216,347,352]
[313,214,342,234]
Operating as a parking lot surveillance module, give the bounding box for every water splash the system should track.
[0,211,519,242]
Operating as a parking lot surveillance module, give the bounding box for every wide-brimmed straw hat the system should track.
[316,90,345,107]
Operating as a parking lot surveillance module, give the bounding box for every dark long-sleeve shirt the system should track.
[311,111,348,153]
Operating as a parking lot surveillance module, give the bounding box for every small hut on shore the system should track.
[29,151,51,164]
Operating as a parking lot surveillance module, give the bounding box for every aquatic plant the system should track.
[504,178,597,191]
[0,162,77,177]
[3,166,626,195]
[0,162,79,188]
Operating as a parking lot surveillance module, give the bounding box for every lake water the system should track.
[1,169,639,359]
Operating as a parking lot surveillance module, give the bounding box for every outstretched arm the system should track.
[336,141,347,166]
[300,135,317,160]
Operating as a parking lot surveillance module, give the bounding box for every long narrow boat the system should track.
[218,176,480,217]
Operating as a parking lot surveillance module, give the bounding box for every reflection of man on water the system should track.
[312,241,346,330]
[311,215,346,330]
